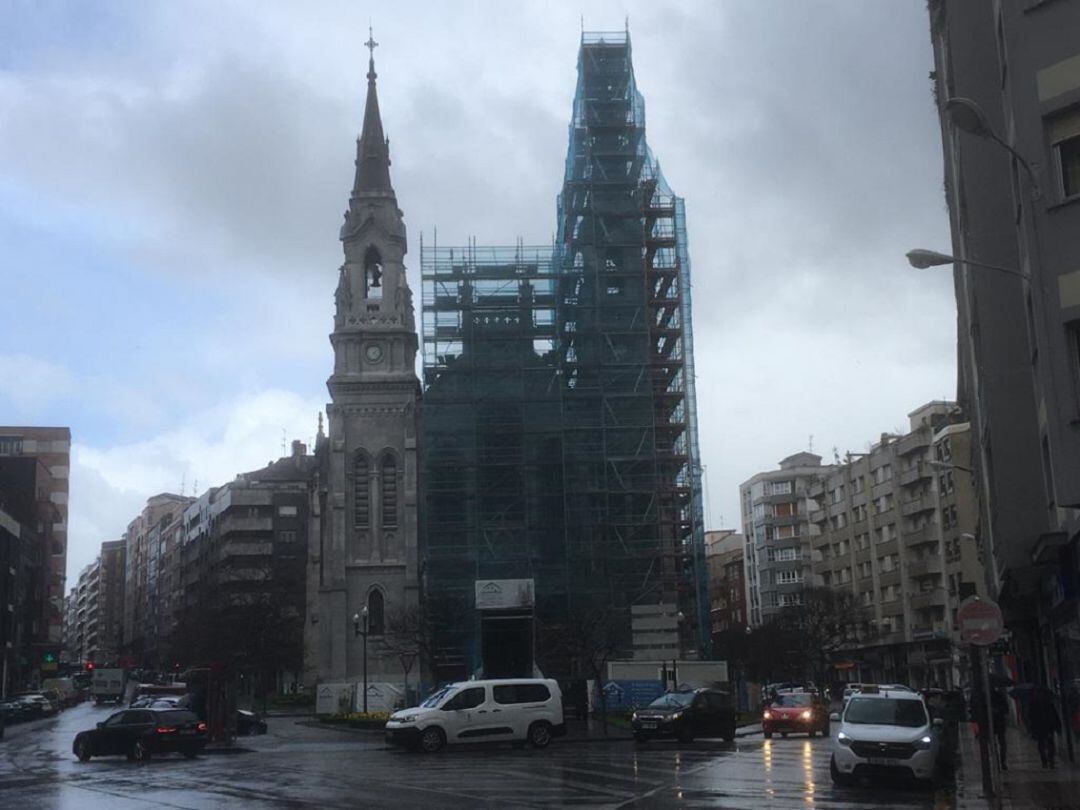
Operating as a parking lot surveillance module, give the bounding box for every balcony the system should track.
[809,509,826,525]
[878,569,901,588]
[899,464,932,487]
[908,590,946,610]
[218,515,274,534]
[901,496,935,517]
[906,556,944,578]
[903,526,938,548]
[896,428,931,457]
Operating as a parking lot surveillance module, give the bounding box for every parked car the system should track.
[13,693,57,717]
[830,687,942,786]
[385,678,565,753]
[236,709,268,736]
[763,691,830,738]
[0,699,35,723]
[631,688,737,743]
[72,708,207,761]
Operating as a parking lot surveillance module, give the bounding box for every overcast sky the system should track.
[0,1,956,584]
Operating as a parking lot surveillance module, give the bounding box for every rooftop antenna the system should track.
[833,446,841,465]
[625,14,630,34]
[281,428,287,458]
[180,471,186,497]
[193,477,198,496]
[808,434,814,453]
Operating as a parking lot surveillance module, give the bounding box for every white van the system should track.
[385,678,565,753]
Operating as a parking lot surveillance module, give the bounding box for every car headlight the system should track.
[836,731,852,747]
[913,734,933,750]
[800,710,812,720]
[763,710,772,720]
[671,711,683,721]
[397,714,419,724]
[631,712,639,722]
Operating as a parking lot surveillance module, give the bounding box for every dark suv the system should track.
[73,707,206,761]
[631,688,736,743]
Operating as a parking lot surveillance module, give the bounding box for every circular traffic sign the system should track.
[958,597,1004,646]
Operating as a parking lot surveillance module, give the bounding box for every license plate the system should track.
[180,729,195,735]
[867,757,895,766]
[643,722,657,729]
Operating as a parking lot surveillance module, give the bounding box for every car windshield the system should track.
[648,692,694,709]
[771,693,813,707]
[845,698,927,727]
[421,686,454,708]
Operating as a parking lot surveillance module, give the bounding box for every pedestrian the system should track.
[991,688,1009,770]
[1027,686,1062,769]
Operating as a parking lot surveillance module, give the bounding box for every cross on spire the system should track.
[365,25,379,80]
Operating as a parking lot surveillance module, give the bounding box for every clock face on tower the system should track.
[365,343,384,363]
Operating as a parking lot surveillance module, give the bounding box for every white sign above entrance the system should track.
[475,579,535,610]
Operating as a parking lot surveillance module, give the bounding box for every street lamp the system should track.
[353,607,369,713]
[944,98,1040,199]
[905,249,1024,279]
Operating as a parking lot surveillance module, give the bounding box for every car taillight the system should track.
[156,726,177,734]
[197,722,207,732]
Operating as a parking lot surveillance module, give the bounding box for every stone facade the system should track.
[311,45,421,698]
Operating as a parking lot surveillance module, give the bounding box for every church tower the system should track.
[317,33,421,694]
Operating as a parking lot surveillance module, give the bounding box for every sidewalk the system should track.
[954,721,1080,809]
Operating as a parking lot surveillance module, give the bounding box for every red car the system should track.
[762,692,830,738]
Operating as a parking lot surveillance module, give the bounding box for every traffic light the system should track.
[85,661,95,672]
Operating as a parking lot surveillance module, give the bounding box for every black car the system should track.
[73,707,207,761]
[236,709,268,736]
[631,688,737,743]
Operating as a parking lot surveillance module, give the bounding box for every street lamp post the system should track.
[353,607,369,714]
[905,249,1024,279]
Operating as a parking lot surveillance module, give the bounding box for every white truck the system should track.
[91,668,126,704]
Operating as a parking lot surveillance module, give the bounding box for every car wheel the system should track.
[830,755,852,786]
[528,721,553,749]
[763,731,772,739]
[75,740,92,762]
[419,726,445,753]
[132,740,151,762]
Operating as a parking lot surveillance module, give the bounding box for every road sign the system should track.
[958,597,1004,646]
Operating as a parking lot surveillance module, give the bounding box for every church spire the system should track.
[352,27,392,195]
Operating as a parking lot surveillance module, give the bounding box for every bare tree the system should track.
[537,603,626,735]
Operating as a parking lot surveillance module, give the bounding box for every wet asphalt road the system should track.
[0,703,956,808]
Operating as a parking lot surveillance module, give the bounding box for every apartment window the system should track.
[766,547,776,563]
[857,533,869,551]
[938,472,954,495]
[777,524,796,539]
[776,569,802,585]
[367,589,385,636]
[775,501,795,517]
[778,593,803,607]
[829,485,845,504]
[1049,109,1080,199]
[0,436,23,455]
[753,503,766,519]
[769,480,792,495]
[776,547,797,562]
[278,530,297,543]
[937,437,952,463]
[861,591,873,607]
[852,476,865,494]
[277,505,298,517]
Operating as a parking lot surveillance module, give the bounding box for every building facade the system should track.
[928,0,1080,694]
[808,404,986,688]
[0,427,70,655]
[706,530,747,646]
[740,453,832,628]
[310,43,422,695]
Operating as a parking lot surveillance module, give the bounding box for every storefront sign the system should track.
[475,579,535,610]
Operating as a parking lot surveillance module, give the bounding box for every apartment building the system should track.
[928,0,1080,697]
[705,530,747,649]
[740,453,833,627]
[809,403,986,688]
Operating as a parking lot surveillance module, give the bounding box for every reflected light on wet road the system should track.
[802,739,816,804]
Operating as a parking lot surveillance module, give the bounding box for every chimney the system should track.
[291,440,307,458]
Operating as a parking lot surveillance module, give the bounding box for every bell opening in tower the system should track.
[364,246,383,299]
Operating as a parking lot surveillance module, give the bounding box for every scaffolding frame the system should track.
[419,32,708,677]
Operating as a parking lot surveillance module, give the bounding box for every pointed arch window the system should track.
[353,452,370,528]
[381,455,398,528]
[367,589,384,637]
[364,246,383,299]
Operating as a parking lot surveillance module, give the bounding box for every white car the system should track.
[830,687,942,785]
[385,678,565,753]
